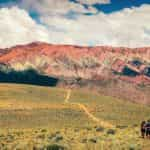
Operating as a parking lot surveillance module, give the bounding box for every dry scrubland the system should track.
[0,83,149,150]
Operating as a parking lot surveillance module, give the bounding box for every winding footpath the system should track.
[64,89,114,128]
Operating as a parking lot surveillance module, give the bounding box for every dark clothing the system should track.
[145,122,150,137]
[146,129,150,136]
[141,121,146,138]
[141,128,145,133]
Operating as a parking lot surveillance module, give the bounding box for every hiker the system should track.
[141,121,146,138]
[145,120,150,138]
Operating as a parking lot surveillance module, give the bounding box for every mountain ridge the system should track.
[0,42,150,104]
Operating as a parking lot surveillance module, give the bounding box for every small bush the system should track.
[53,135,63,142]
[96,126,105,132]
[46,144,65,150]
[55,131,60,135]
[41,129,47,133]
[81,138,87,143]
[7,134,14,140]
[128,144,139,150]
[86,127,92,131]
[116,125,128,129]
[33,145,45,150]
[74,128,79,132]
[50,133,57,138]
[107,129,116,135]
[132,124,138,127]
[36,134,45,139]
[89,137,97,143]
[0,134,4,138]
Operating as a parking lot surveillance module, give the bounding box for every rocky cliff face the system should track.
[0,42,150,104]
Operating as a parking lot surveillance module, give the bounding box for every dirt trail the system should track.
[64,89,114,128]
[64,89,71,103]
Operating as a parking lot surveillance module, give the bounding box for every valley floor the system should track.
[0,83,149,150]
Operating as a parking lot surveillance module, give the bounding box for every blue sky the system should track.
[0,0,150,48]
[0,0,149,9]
[1,0,150,17]
[0,0,150,21]
[93,0,150,13]
[70,0,150,13]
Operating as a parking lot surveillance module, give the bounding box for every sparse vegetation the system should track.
[46,144,65,150]
[0,83,149,149]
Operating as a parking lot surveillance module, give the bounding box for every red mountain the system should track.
[0,42,150,104]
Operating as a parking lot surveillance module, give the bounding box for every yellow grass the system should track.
[0,83,149,149]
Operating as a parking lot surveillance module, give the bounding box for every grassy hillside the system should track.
[0,84,91,128]
[0,83,149,150]
[70,90,150,126]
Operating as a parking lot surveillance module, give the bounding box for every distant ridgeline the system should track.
[0,63,58,86]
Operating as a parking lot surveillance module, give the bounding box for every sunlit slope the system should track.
[0,83,150,129]
[70,90,150,126]
[0,84,91,128]
[0,83,65,104]
[0,84,150,149]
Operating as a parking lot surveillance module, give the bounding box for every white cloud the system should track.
[1,4,150,48]
[20,0,97,15]
[40,4,150,48]
[0,7,50,48]
[77,0,110,5]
